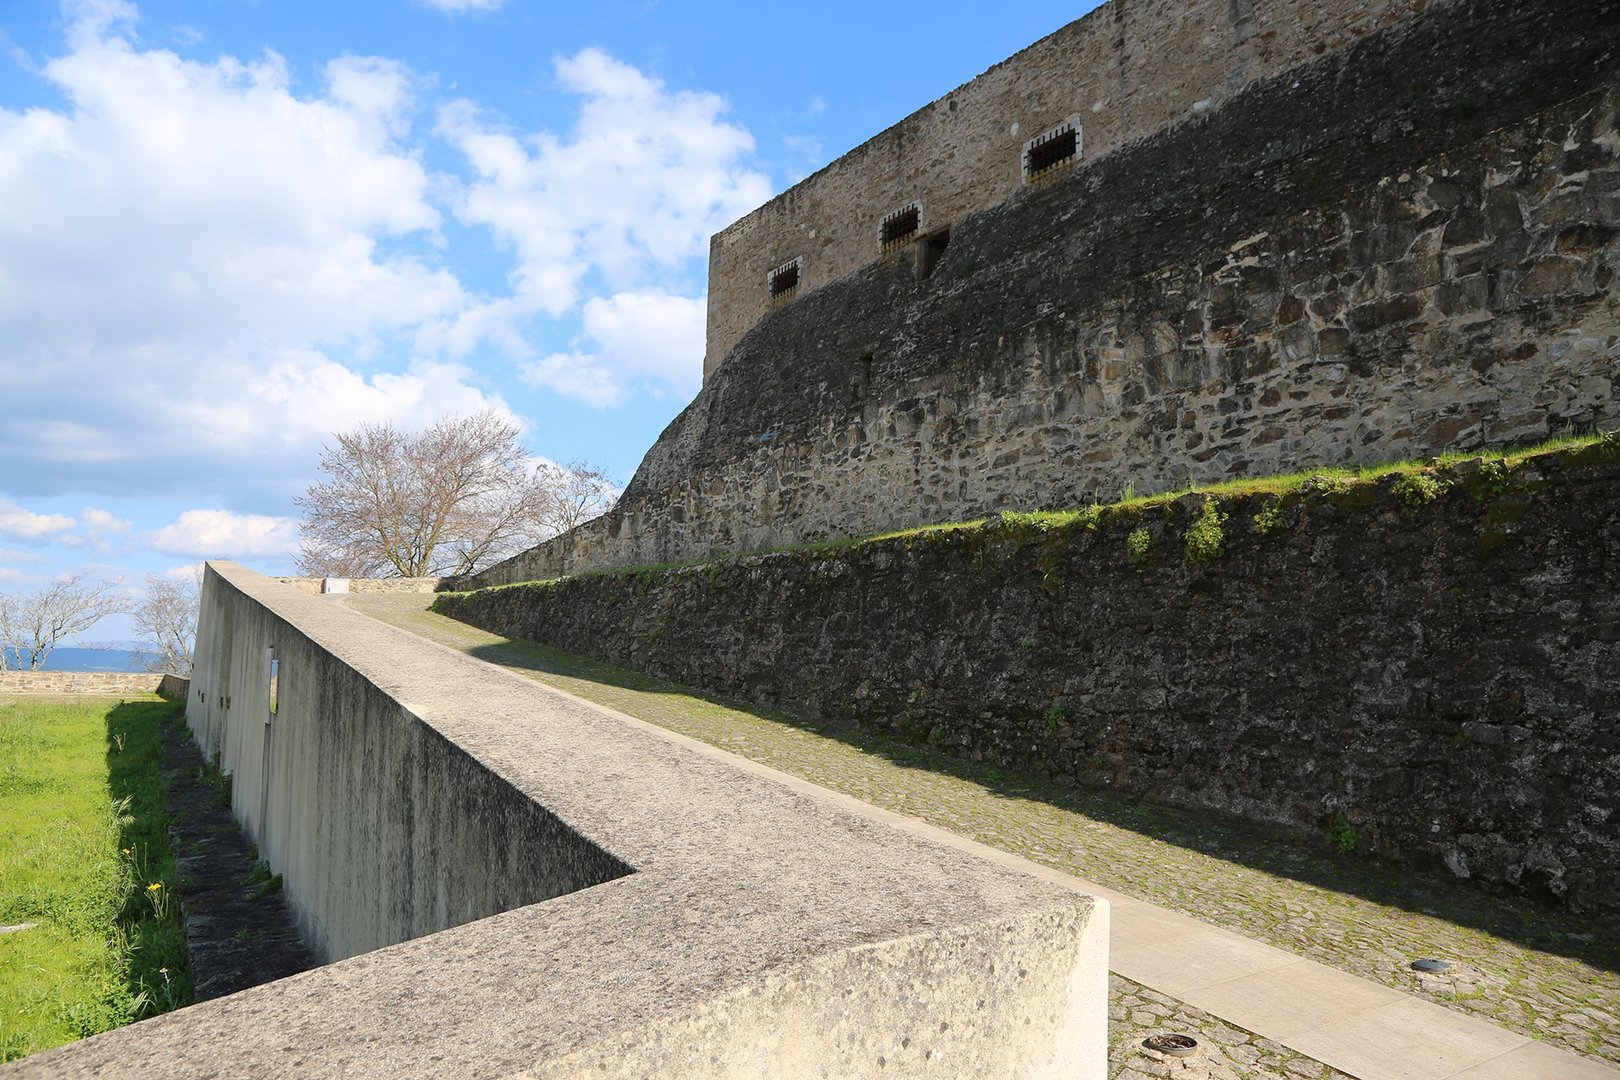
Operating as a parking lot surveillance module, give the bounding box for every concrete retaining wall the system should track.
[16,562,1107,1078]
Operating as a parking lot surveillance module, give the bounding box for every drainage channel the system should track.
[163,720,318,1001]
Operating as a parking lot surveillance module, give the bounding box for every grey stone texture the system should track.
[437,440,1620,915]
[472,0,1620,587]
[704,0,1437,373]
[11,562,1108,1078]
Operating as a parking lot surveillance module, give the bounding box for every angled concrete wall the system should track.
[15,562,1108,1078]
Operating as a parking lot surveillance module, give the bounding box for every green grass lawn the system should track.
[0,696,191,1062]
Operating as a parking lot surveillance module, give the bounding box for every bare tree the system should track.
[295,412,558,578]
[131,571,201,674]
[0,574,126,671]
[540,458,619,534]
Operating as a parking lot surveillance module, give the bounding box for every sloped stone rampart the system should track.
[438,442,1620,916]
[470,0,1620,588]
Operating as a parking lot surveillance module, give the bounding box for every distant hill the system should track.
[3,646,148,673]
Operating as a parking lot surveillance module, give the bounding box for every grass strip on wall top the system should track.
[0,697,192,1063]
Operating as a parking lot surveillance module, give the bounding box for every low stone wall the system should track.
[438,441,1620,915]
[272,576,441,595]
[0,670,185,697]
[18,562,1107,1078]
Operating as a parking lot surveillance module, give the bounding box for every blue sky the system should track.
[0,0,1097,642]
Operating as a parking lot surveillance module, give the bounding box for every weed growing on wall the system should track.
[1126,527,1153,565]
[1042,705,1065,735]
[1252,500,1288,536]
[1393,472,1451,514]
[1185,499,1228,561]
[1326,814,1361,854]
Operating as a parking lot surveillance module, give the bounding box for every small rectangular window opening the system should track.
[1024,122,1080,184]
[916,227,951,280]
[768,258,801,301]
[880,203,921,251]
[266,648,280,719]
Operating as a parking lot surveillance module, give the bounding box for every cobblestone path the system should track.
[352,596,1620,1076]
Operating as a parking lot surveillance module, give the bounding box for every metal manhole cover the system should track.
[1142,1033,1199,1057]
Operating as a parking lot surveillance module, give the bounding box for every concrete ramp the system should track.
[16,561,1107,1079]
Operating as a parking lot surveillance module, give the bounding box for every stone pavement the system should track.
[346,593,1620,1080]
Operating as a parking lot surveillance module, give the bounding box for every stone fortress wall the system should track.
[705,0,1432,374]
[17,563,1109,1078]
[469,0,1620,588]
[442,441,1620,915]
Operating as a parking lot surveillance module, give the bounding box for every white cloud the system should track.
[161,562,205,581]
[435,47,770,351]
[0,567,23,583]
[0,6,771,500]
[0,5,501,499]
[150,510,301,558]
[524,290,706,406]
[82,508,132,535]
[419,0,505,11]
[0,501,77,541]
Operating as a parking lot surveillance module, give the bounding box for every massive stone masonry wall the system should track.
[440,441,1620,915]
[705,0,1435,372]
[472,0,1620,588]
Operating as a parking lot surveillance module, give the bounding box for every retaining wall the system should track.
[272,576,441,595]
[0,671,187,697]
[439,441,1620,915]
[16,562,1108,1078]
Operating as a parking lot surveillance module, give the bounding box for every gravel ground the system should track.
[351,595,1620,1075]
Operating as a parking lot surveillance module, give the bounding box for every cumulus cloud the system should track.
[435,47,770,335]
[0,4,773,503]
[150,510,301,558]
[0,502,77,541]
[0,5,499,499]
[524,290,706,406]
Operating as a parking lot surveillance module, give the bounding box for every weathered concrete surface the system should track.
[10,562,1107,1078]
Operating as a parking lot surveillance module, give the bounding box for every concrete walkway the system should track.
[346,594,1619,1080]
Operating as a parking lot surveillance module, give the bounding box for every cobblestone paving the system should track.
[352,596,1620,1071]
[1109,975,1355,1080]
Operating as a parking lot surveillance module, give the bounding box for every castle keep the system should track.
[703,0,1436,374]
[474,0,1620,585]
